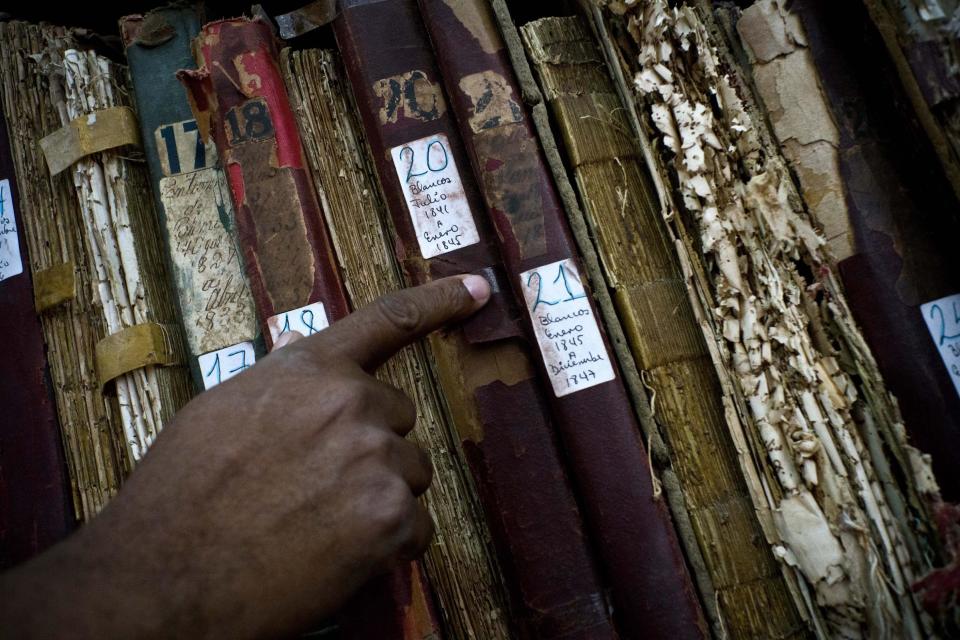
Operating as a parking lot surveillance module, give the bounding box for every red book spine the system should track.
[178,18,349,348]
[417,1,706,637]
[0,94,75,568]
[334,1,617,637]
[178,18,441,638]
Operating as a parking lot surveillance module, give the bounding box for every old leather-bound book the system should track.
[42,47,193,466]
[179,19,441,638]
[416,2,705,637]
[522,15,806,639]
[0,22,126,520]
[0,88,75,568]
[178,18,350,346]
[281,46,513,640]
[732,0,960,503]
[596,1,938,635]
[121,6,261,392]
[334,1,618,637]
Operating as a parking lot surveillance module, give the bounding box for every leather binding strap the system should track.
[95,323,183,389]
[178,17,441,637]
[335,2,617,637]
[417,1,707,637]
[0,96,74,569]
[33,261,76,313]
[39,106,141,176]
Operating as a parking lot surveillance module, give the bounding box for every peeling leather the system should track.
[373,70,446,125]
[179,17,349,329]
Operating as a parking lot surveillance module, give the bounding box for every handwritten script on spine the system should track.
[391,134,479,259]
[520,259,614,397]
[155,122,258,357]
[0,179,23,282]
[921,293,960,399]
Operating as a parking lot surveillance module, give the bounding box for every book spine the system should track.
[178,18,349,347]
[0,22,126,521]
[521,15,807,639]
[51,49,194,464]
[417,2,706,637]
[596,2,936,635]
[783,0,960,503]
[0,92,75,568]
[178,18,442,638]
[281,47,514,640]
[333,2,617,637]
[121,7,262,392]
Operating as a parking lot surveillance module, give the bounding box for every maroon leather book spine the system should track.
[179,18,350,348]
[0,95,74,569]
[417,2,706,637]
[334,2,617,637]
[179,19,442,638]
[792,0,960,502]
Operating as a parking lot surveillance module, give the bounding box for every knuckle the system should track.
[370,479,414,535]
[376,293,423,334]
[353,426,392,460]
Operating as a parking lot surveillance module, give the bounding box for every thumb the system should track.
[305,275,491,371]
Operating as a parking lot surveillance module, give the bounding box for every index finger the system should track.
[304,275,491,371]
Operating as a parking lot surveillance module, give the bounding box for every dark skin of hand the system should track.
[0,274,491,639]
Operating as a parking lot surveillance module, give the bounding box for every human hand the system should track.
[0,275,491,640]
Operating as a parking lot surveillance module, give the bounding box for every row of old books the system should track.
[1,0,958,638]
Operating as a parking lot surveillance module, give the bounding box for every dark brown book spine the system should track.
[416,2,706,637]
[334,2,616,637]
[790,0,960,502]
[0,97,74,569]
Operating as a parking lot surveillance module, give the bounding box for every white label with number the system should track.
[0,179,23,282]
[519,259,615,397]
[921,293,960,399]
[391,133,479,259]
[267,301,330,344]
[198,341,256,390]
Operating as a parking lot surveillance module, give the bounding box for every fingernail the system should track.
[461,274,491,305]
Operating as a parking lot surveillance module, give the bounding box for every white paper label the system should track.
[391,133,479,259]
[267,301,330,344]
[0,179,23,282]
[519,259,615,397]
[920,293,960,398]
[198,341,256,390]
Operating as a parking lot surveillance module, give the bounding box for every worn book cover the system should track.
[0,88,75,567]
[282,46,512,640]
[522,15,807,639]
[42,47,193,466]
[596,1,939,635]
[418,2,706,637]
[0,22,126,520]
[334,1,618,637]
[122,6,261,392]
[179,17,350,348]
